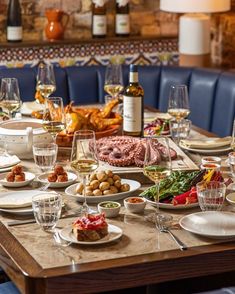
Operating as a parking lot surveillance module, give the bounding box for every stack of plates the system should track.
[0,190,45,215]
[0,155,21,173]
[179,136,232,154]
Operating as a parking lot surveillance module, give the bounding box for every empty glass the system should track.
[196,181,226,211]
[32,192,62,231]
[169,119,191,143]
[33,142,58,172]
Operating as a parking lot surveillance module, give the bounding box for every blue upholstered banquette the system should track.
[0,65,234,137]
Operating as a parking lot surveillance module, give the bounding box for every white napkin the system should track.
[180,136,232,149]
[0,155,20,169]
[21,101,44,116]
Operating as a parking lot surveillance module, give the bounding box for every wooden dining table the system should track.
[0,111,235,294]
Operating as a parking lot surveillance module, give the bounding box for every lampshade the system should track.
[160,0,231,13]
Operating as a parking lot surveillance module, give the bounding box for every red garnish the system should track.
[172,187,198,206]
[73,214,107,231]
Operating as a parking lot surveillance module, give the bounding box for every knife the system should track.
[6,211,81,227]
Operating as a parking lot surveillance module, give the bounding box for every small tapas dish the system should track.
[0,171,35,188]
[97,201,121,218]
[124,196,146,213]
[37,171,77,188]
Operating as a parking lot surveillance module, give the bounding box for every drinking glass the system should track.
[70,130,99,214]
[167,85,190,144]
[228,152,235,189]
[36,63,56,103]
[32,192,62,231]
[0,78,21,118]
[143,137,172,213]
[196,181,226,211]
[33,142,58,172]
[42,97,66,142]
[104,64,124,101]
[169,119,191,142]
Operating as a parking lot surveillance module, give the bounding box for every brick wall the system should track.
[0,0,178,42]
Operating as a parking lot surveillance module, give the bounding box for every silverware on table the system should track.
[156,213,187,251]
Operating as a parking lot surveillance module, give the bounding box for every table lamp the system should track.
[160,0,231,67]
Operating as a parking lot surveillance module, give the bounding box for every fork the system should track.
[156,214,187,251]
[53,228,72,247]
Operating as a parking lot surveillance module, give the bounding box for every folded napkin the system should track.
[0,155,20,169]
[180,136,232,149]
[21,101,44,116]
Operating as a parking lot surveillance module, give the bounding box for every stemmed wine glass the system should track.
[0,78,21,118]
[143,136,172,214]
[70,130,99,214]
[42,97,66,143]
[167,85,190,144]
[36,63,56,104]
[104,64,124,101]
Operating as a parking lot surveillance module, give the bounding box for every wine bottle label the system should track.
[116,14,130,35]
[7,26,22,41]
[129,72,138,83]
[93,15,107,36]
[123,95,142,132]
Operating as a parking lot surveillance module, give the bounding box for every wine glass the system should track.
[42,97,66,142]
[104,64,124,101]
[167,85,190,144]
[36,63,56,103]
[143,136,172,214]
[70,130,99,214]
[0,78,21,118]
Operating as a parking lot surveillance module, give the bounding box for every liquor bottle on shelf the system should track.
[7,0,22,42]
[123,64,144,137]
[115,0,130,37]
[92,0,107,38]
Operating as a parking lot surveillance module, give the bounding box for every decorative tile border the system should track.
[0,38,179,68]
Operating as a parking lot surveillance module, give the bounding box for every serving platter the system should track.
[59,224,123,245]
[144,198,198,210]
[65,179,141,203]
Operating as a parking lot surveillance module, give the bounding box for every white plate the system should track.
[179,142,231,154]
[0,206,33,215]
[20,101,44,116]
[145,198,199,210]
[0,172,35,187]
[0,165,17,173]
[179,211,235,239]
[0,155,21,169]
[37,172,77,188]
[59,224,123,245]
[0,190,48,208]
[226,192,235,205]
[65,179,141,203]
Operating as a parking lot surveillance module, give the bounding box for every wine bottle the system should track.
[115,0,130,37]
[7,0,22,42]
[123,64,144,137]
[92,0,107,38]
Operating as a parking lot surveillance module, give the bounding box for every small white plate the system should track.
[144,198,198,210]
[59,224,123,245]
[0,172,35,188]
[179,142,231,154]
[226,193,235,205]
[180,211,235,239]
[0,155,21,169]
[37,172,77,188]
[65,179,141,203]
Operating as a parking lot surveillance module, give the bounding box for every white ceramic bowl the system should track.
[226,193,235,205]
[124,196,146,213]
[200,163,221,171]
[97,201,121,218]
[201,156,222,165]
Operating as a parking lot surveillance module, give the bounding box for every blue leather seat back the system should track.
[189,68,221,131]
[53,67,70,105]
[65,66,102,105]
[211,72,235,136]
[0,68,36,102]
[158,66,192,112]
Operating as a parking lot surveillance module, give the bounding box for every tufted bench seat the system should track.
[0,65,234,137]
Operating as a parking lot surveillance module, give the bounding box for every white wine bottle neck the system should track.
[129,72,138,83]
